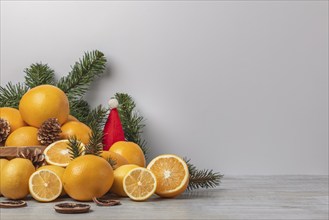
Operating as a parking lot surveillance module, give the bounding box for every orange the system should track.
[101,151,129,170]
[147,154,189,198]
[110,164,139,196]
[0,159,9,195]
[43,139,85,167]
[62,155,114,201]
[5,126,40,147]
[19,85,69,127]
[110,141,146,167]
[0,158,35,199]
[67,115,79,122]
[60,121,92,145]
[29,170,62,202]
[123,167,157,201]
[37,165,66,196]
[0,107,27,133]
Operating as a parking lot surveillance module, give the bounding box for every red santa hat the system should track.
[102,98,125,150]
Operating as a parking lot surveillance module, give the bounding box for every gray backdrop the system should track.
[1,1,328,175]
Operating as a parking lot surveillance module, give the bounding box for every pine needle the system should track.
[0,82,29,108]
[115,93,149,159]
[105,156,117,169]
[57,50,106,100]
[24,63,55,88]
[184,158,223,191]
[67,136,84,159]
[83,105,108,133]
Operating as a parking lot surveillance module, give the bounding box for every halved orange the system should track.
[147,154,189,198]
[29,170,62,202]
[43,139,85,167]
[123,167,157,201]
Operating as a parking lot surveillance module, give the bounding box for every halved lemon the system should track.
[29,170,62,202]
[43,139,85,167]
[147,154,189,198]
[123,167,157,201]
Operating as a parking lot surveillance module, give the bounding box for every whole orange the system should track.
[60,121,92,145]
[110,141,146,167]
[5,126,40,147]
[62,155,114,201]
[101,151,129,170]
[0,158,35,199]
[0,107,27,133]
[19,85,69,127]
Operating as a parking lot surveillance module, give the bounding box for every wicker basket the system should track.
[0,146,47,159]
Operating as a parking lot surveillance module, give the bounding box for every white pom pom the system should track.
[108,98,119,109]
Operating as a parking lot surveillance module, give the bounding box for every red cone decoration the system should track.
[102,98,125,150]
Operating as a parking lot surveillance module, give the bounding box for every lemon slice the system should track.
[43,139,84,167]
[29,170,62,202]
[123,167,157,201]
[146,154,189,198]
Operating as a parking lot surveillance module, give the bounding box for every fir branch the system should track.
[184,158,223,191]
[67,136,84,159]
[115,93,149,158]
[69,99,91,122]
[0,82,29,108]
[85,129,104,156]
[24,63,55,88]
[83,105,108,133]
[57,50,106,100]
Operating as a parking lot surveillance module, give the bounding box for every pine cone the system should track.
[0,118,11,143]
[18,148,46,169]
[37,118,61,145]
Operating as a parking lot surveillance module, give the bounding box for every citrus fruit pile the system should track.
[0,84,190,203]
[1,85,92,147]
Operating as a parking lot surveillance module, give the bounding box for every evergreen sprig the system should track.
[85,129,104,156]
[185,158,223,191]
[0,82,29,108]
[105,157,117,169]
[115,93,149,158]
[57,50,107,100]
[24,63,55,88]
[67,136,84,159]
[69,99,91,122]
[83,105,108,133]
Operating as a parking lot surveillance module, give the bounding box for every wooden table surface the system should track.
[0,176,328,220]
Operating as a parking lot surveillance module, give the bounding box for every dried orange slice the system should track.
[43,140,84,167]
[29,170,62,202]
[147,154,189,198]
[123,167,157,201]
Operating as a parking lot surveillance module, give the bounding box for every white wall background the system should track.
[1,1,328,175]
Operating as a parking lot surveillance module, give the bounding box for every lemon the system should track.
[110,164,139,196]
[19,85,69,127]
[123,167,157,201]
[29,170,62,202]
[0,158,35,199]
[37,165,66,196]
